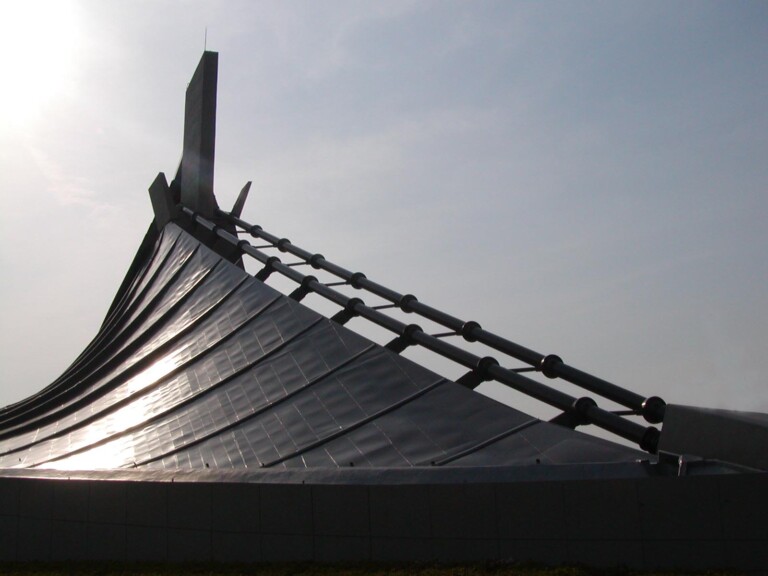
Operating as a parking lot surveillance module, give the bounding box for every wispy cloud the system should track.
[24,140,121,224]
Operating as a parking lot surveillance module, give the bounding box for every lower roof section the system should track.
[1,223,647,473]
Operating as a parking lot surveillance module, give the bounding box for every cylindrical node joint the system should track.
[401,323,423,343]
[538,354,563,378]
[641,396,666,424]
[340,296,363,315]
[309,253,325,269]
[399,294,418,312]
[289,275,317,302]
[301,275,317,289]
[255,256,281,281]
[385,323,423,354]
[475,356,500,382]
[350,272,367,288]
[461,321,481,342]
[640,426,661,454]
[330,297,365,326]
[344,297,364,316]
[572,396,598,426]
[276,238,291,252]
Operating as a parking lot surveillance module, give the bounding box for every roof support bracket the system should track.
[148,172,180,230]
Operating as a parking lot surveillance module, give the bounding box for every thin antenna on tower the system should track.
[204,27,208,50]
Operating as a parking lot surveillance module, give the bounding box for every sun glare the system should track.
[0,0,81,128]
[34,355,183,470]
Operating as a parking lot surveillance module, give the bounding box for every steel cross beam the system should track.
[181,206,662,453]
[217,210,666,425]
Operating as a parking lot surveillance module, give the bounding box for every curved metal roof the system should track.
[0,223,644,471]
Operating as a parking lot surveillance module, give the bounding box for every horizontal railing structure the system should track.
[181,206,665,453]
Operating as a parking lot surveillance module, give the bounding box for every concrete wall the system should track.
[0,473,765,570]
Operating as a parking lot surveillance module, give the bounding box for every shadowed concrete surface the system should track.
[0,473,765,568]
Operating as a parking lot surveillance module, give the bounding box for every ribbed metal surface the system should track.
[0,223,642,471]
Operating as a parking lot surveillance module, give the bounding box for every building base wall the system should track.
[0,473,765,570]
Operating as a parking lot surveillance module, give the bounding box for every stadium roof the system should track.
[1,52,763,478]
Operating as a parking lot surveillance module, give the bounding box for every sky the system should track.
[0,1,766,426]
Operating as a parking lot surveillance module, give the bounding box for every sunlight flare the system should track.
[0,0,81,128]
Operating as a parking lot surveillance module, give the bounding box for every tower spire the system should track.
[180,51,218,217]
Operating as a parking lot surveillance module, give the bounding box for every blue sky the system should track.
[0,0,766,421]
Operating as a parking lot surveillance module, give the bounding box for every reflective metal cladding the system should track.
[0,224,643,471]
